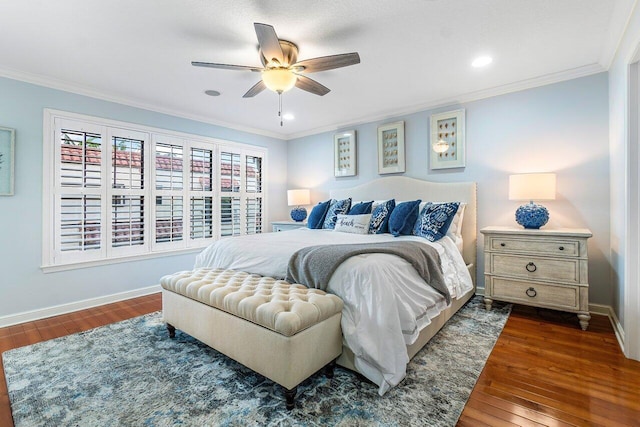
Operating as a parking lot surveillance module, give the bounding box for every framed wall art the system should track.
[334,130,356,177]
[0,126,15,196]
[377,121,405,174]
[430,109,465,170]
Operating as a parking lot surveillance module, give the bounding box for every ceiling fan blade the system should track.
[191,61,262,72]
[242,80,267,98]
[254,23,284,65]
[293,52,360,73]
[295,75,330,96]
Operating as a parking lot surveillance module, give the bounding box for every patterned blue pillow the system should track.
[413,202,460,241]
[388,200,421,237]
[322,198,352,229]
[369,199,396,234]
[307,200,331,229]
[348,201,373,215]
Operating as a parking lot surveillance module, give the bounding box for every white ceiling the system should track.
[0,0,633,139]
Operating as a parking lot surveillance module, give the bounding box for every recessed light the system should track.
[472,56,493,68]
[283,113,295,120]
[204,90,221,96]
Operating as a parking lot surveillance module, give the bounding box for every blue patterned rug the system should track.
[3,296,510,426]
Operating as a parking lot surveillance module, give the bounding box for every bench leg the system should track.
[166,323,176,338]
[324,359,337,379]
[284,386,297,410]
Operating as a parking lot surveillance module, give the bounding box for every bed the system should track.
[192,176,477,395]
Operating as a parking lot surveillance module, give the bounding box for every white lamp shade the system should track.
[287,189,310,206]
[509,173,556,201]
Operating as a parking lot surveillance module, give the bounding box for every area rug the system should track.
[3,296,510,427]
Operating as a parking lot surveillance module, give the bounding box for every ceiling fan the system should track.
[192,23,360,125]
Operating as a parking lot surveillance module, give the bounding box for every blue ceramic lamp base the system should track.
[290,206,307,222]
[515,202,549,229]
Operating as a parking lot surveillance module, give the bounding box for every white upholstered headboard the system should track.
[330,177,477,284]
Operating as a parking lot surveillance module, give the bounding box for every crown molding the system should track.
[285,63,606,140]
[600,0,639,69]
[0,66,287,141]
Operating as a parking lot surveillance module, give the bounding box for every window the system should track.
[43,110,267,269]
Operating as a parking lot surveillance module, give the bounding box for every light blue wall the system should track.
[288,73,612,306]
[0,76,288,319]
[608,1,640,352]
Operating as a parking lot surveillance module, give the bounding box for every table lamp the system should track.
[287,189,310,222]
[509,173,556,229]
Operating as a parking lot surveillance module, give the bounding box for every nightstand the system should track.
[481,226,592,330]
[271,221,307,232]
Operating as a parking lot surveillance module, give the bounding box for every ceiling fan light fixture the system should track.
[262,68,297,93]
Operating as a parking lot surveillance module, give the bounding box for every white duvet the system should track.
[194,228,473,395]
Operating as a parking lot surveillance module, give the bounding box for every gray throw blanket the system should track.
[286,241,450,304]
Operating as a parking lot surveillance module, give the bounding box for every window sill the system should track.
[41,247,204,273]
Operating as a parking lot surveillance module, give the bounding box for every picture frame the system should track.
[377,121,405,174]
[430,109,465,170]
[0,126,15,196]
[334,130,357,177]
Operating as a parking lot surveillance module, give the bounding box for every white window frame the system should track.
[42,109,268,272]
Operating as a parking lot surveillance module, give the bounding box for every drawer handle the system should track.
[526,262,537,272]
[526,287,537,297]
[559,246,565,251]
[500,243,506,247]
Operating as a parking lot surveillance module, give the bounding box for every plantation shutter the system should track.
[44,110,268,269]
[153,138,185,249]
[188,144,215,245]
[245,155,263,234]
[219,150,241,237]
[108,129,149,256]
[54,119,106,264]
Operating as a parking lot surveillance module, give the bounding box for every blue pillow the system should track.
[322,198,352,229]
[388,200,422,237]
[369,199,396,234]
[348,201,373,215]
[413,202,460,241]
[307,200,331,229]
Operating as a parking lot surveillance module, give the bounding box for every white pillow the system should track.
[334,214,371,234]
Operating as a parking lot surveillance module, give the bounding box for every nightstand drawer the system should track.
[490,254,580,283]
[489,237,579,257]
[490,277,580,310]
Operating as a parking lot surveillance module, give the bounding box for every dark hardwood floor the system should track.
[459,305,640,426]
[1,294,638,426]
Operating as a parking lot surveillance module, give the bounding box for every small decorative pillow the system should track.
[322,198,352,229]
[388,200,421,237]
[334,214,372,234]
[413,202,460,242]
[369,199,396,234]
[307,200,332,229]
[348,201,373,215]
[424,202,466,241]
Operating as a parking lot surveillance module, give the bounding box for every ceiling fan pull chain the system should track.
[279,92,283,127]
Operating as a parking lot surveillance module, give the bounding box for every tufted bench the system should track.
[160,268,343,409]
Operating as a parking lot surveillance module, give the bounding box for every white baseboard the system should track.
[590,302,625,353]
[0,285,161,328]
